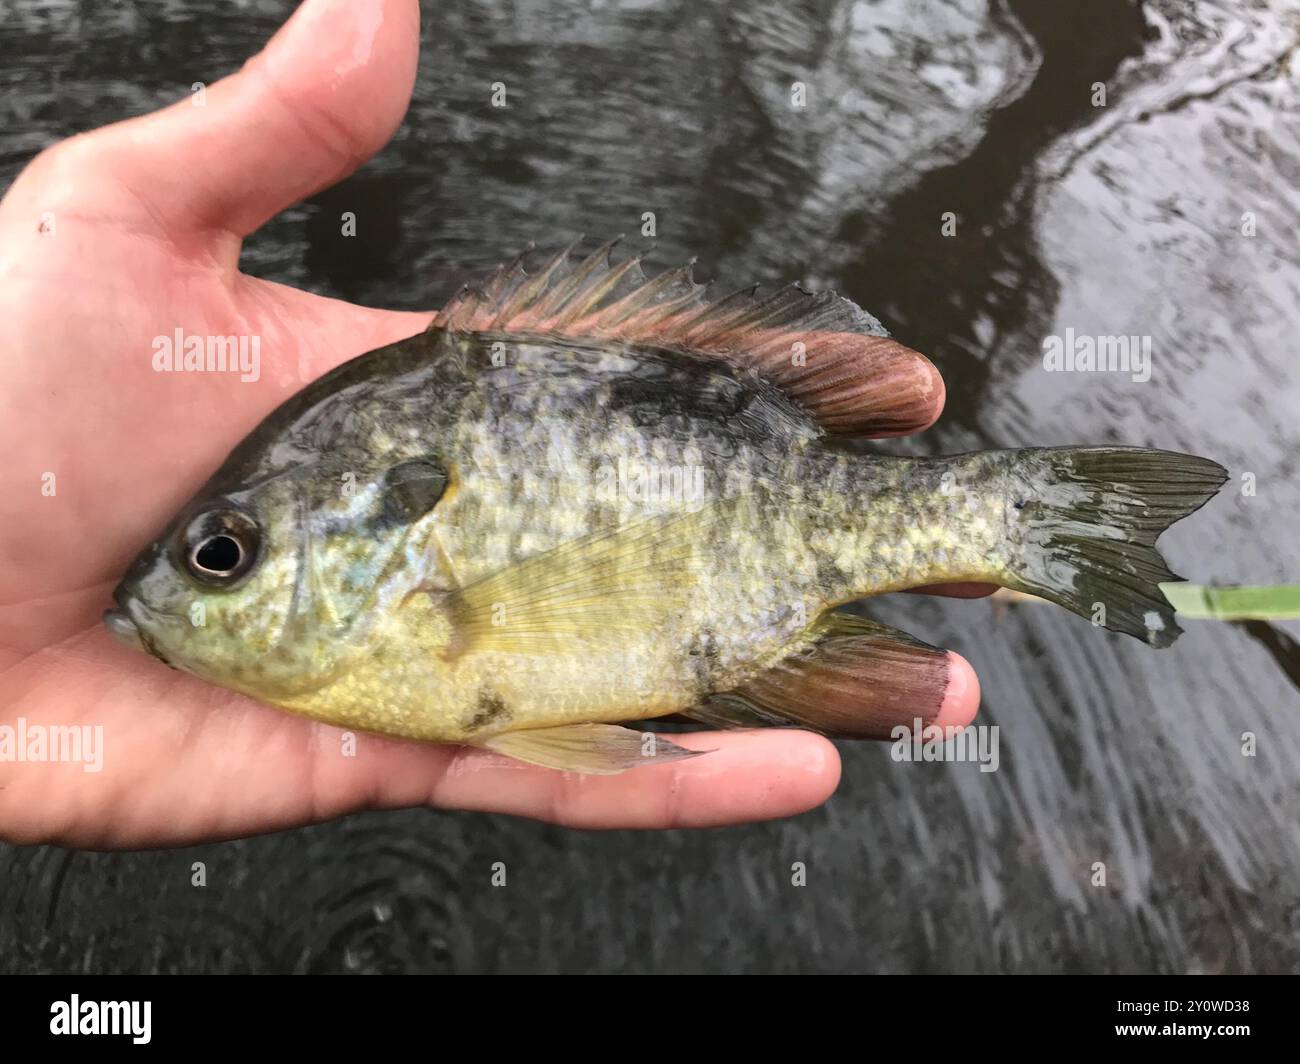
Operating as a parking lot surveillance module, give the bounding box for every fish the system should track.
[105,240,1228,774]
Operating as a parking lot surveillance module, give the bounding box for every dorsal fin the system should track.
[433,240,943,438]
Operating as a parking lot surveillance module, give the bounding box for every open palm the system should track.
[0,0,978,847]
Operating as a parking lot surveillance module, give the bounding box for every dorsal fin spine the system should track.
[435,241,942,438]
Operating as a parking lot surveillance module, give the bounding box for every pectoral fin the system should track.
[442,502,731,656]
[686,612,951,739]
[477,723,705,775]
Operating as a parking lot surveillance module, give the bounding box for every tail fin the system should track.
[1004,447,1227,647]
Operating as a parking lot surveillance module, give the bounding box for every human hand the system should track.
[0,0,980,847]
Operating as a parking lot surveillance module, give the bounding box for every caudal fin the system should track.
[1004,447,1227,647]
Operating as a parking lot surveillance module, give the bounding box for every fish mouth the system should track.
[104,591,174,667]
[104,607,145,652]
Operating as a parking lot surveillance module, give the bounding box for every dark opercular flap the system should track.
[377,458,449,527]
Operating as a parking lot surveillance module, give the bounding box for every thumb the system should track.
[37,0,420,247]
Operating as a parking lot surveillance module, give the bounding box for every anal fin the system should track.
[687,612,951,740]
[476,723,705,775]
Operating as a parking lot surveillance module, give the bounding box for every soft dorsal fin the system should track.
[433,240,943,438]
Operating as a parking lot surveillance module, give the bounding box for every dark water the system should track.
[2,0,1297,973]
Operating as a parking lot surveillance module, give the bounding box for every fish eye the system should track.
[194,534,242,573]
[180,508,260,586]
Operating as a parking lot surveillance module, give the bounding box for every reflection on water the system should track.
[1,0,1297,973]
